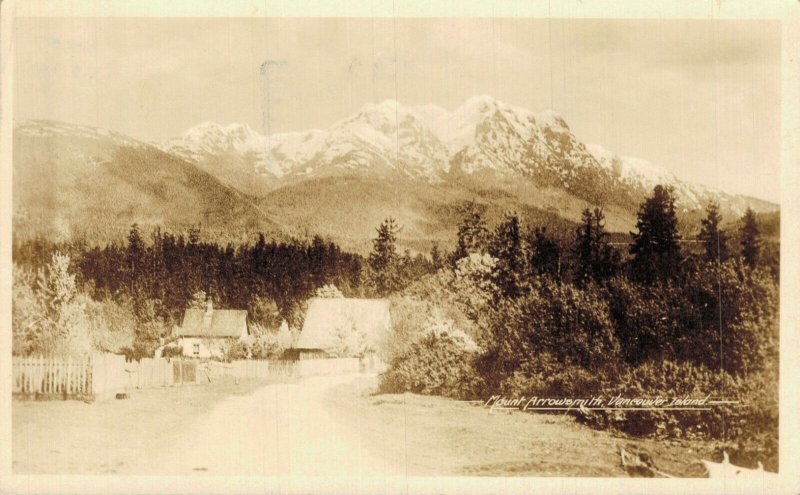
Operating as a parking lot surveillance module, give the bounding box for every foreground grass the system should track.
[323,375,718,477]
[12,377,268,474]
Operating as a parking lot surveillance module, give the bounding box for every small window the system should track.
[192,343,200,356]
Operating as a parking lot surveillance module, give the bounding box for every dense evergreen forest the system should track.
[12,223,436,358]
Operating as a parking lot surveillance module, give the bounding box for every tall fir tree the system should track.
[452,201,489,264]
[574,208,618,284]
[125,223,147,298]
[488,212,527,298]
[740,207,761,268]
[528,227,561,279]
[126,223,145,271]
[698,201,729,263]
[368,218,401,296]
[629,185,682,283]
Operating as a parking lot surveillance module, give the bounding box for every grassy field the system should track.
[323,375,718,477]
[12,377,267,474]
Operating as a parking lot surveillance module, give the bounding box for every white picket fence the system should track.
[203,359,297,382]
[12,354,200,398]
[13,354,365,399]
[90,354,199,395]
[12,356,93,397]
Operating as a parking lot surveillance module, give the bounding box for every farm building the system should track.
[171,300,249,359]
[293,298,391,367]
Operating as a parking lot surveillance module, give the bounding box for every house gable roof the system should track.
[174,308,248,338]
[296,298,391,350]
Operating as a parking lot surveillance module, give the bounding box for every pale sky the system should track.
[13,18,781,201]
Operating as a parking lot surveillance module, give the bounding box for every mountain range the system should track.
[13,96,777,253]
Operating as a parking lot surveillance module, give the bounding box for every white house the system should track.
[171,300,249,359]
[294,297,391,371]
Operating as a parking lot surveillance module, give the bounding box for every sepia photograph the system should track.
[1,2,798,493]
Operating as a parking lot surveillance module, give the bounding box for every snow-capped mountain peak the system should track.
[155,96,775,214]
[164,120,285,176]
[179,121,264,151]
[585,143,677,187]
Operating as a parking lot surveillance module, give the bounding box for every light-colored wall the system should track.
[174,323,247,359]
[176,337,224,359]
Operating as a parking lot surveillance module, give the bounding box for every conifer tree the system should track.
[368,218,401,296]
[125,223,148,299]
[629,185,682,283]
[528,227,561,279]
[488,212,527,298]
[698,201,729,262]
[574,207,617,284]
[126,223,145,273]
[452,201,489,263]
[740,207,761,268]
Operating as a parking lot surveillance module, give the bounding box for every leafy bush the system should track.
[188,290,209,309]
[478,278,620,389]
[161,344,184,358]
[607,260,779,376]
[452,253,498,321]
[677,261,778,376]
[380,313,482,400]
[398,269,484,342]
[384,296,434,362]
[250,322,297,360]
[326,320,368,358]
[120,345,155,362]
[248,295,282,329]
[12,255,93,358]
[81,295,136,353]
[12,265,47,356]
[498,352,609,398]
[315,284,344,298]
[224,340,249,362]
[285,298,309,332]
[605,276,685,365]
[130,297,167,359]
[580,360,729,438]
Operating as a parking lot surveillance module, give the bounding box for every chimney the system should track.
[203,298,213,327]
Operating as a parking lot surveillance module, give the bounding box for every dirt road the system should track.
[14,373,716,477]
[145,373,713,477]
[144,374,391,477]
